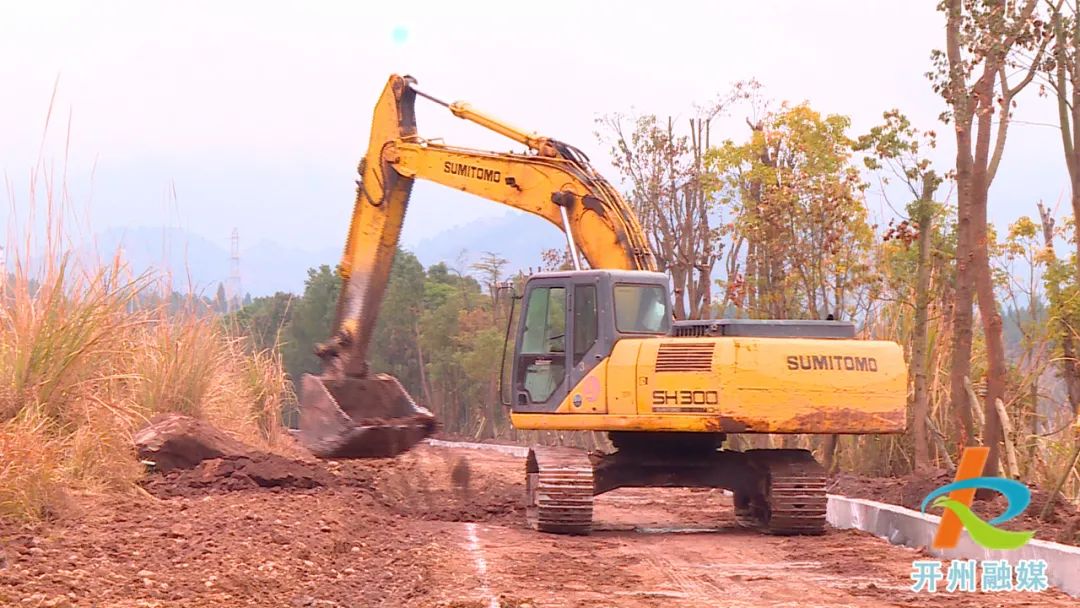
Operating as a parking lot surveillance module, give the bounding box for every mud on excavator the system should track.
[297,74,907,535]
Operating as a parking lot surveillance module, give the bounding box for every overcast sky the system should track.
[1,1,1071,255]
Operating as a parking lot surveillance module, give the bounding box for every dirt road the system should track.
[0,443,1074,607]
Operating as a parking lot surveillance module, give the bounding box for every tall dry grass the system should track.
[0,162,291,522]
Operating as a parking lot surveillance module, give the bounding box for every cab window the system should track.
[521,287,566,353]
[573,284,598,365]
[613,283,670,334]
[518,286,566,403]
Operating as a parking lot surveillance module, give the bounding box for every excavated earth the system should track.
[1,442,1077,607]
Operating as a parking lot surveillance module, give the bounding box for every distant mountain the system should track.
[411,211,567,274]
[241,239,339,295]
[86,227,229,295]
[76,214,566,298]
[81,227,338,297]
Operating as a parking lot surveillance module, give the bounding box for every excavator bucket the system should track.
[296,373,436,459]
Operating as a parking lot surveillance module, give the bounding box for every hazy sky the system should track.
[1,1,1071,255]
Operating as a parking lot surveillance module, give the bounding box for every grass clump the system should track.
[1,169,291,521]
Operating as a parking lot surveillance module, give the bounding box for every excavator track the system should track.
[525,447,594,535]
[735,449,827,535]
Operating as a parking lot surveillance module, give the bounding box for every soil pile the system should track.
[134,413,255,472]
[141,453,336,497]
[1,442,526,608]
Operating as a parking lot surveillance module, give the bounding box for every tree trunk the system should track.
[1050,5,1080,417]
[671,266,688,321]
[414,321,434,408]
[945,0,983,449]
[941,0,1046,475]
[949,162,977,446]
[910,177,937,471]
[822,434,839,473]
[1038,202,1080,416]
[975,253,1007,478]
[1067,12,1080,417]
[746,241,758,315]
[1071,186,1080,420]
[971,87,1006,479]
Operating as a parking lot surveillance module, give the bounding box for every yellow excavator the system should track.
[298,74,907,535]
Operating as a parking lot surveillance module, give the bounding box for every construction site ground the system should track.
[1,442,1076,608]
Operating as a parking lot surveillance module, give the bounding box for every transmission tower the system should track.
[227,228,242,311]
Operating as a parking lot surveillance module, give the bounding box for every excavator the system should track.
[297,74,907,535]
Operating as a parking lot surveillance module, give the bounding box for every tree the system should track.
[214,282,227,314]
[999,212,1059,453]
[471,251,509,317]
[709,103,874,321]
[931,0,1049,475]
[857,110,944,471]
[231,292,294,353]
[416,260,501,436]
[540,247,575,272]
[1037,203,1080,416]
[369,251,426,395]
[1043,1,1080,417]
[597,108,723,320]
[282,265,340,381]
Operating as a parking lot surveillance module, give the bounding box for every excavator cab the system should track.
[508,270,671,414]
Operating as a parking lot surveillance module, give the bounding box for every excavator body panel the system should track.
[508,271,907,435]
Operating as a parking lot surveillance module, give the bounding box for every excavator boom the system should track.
[297,74,655,458]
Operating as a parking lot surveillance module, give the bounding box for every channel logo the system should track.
[920,447,1035,551]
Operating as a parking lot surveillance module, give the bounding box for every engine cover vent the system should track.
[672,319,855,339]
[655,342,715,372]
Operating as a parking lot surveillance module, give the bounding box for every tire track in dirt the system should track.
[641,552,726,603]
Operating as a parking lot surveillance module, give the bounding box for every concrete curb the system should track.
[424,438,529,458]
[827,494,1080,597]
[423,439,1079,597]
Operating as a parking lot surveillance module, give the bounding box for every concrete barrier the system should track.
[827,494,1080,597]
[424,438,529,458]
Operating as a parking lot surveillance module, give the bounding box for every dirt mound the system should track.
[136,436,525,528]
[138,444,523,526]
[830,470,1080,545]
[134,413,255,472]
[829,470,954,511]
[142,454,336,498]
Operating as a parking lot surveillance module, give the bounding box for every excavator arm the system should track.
[297,74,655,459]
[391,143,654,270]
